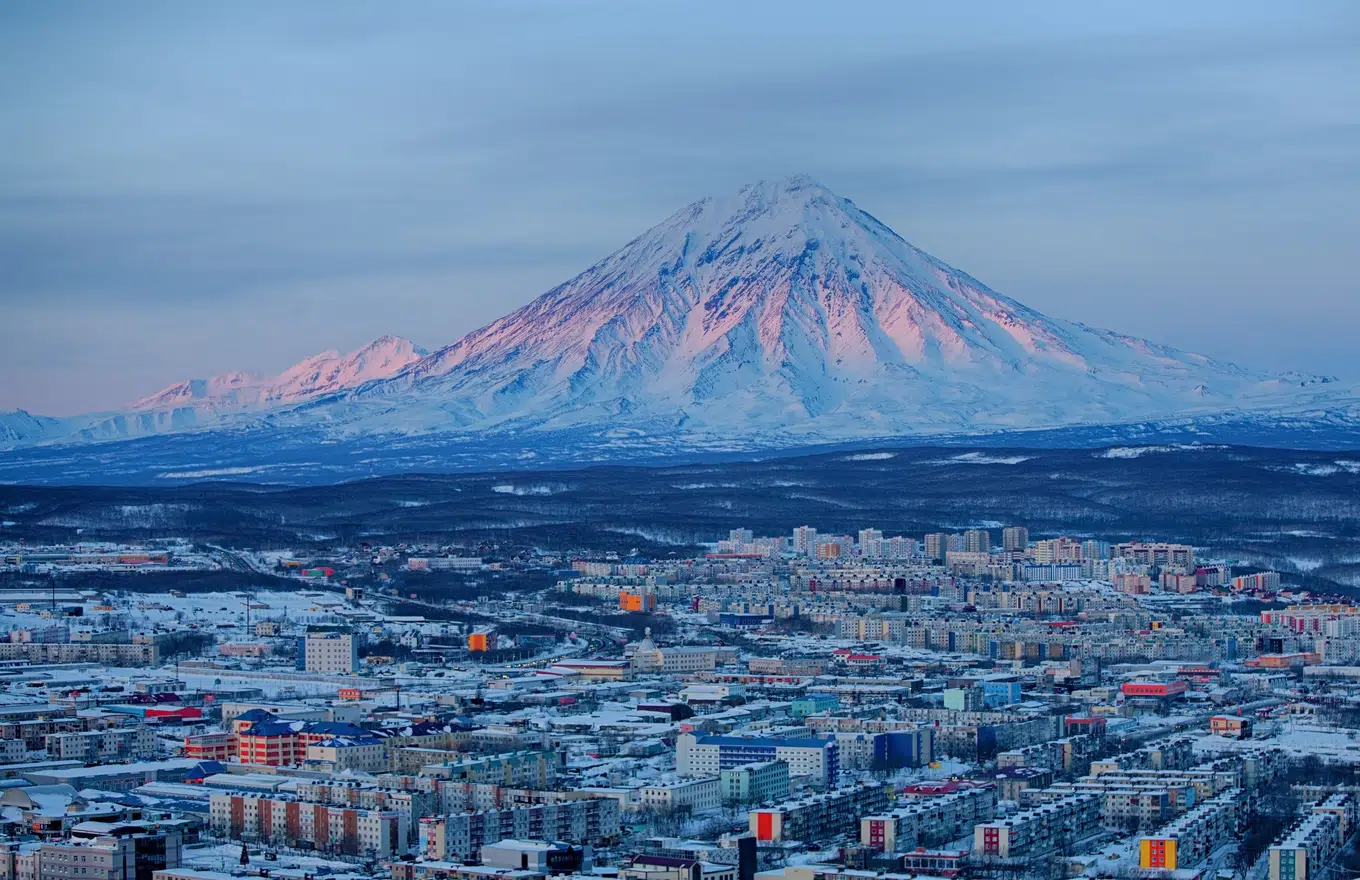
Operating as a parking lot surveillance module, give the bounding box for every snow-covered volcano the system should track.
[314,174,1324,439]
[0,175,1350,459]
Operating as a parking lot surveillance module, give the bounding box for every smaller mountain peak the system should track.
[360,335,428,357]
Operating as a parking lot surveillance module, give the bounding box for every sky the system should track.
[2,1,1358,415]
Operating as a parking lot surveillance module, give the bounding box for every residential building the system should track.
[420,799,619,861]
[44,728,156,764]
[1,821,182,880]
[749,784,891,843]
[300,632,358,675]
[677,734,838,788]
[1138,790,1241,871]
[973,793,1101,858]
[208,792,408,857]
[720,761,790,806]
[639,778,720,814]
[1268,809,1342,880]
[862,785,997,852]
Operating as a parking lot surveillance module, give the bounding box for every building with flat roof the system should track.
[720,761,790,806]
[677,734,838,788]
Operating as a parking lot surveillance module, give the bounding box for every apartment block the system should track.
[720,760,790,806]
[972,793,1101,859]
[300,632,358,675]
[677,734,838,788]
[861,785,996,852]
[1137,789,1241,871]
[208,792,408,857]
[1002,527,1029,552]
[44,727,156,764]
[1269,809,1342,880]
[0,643,158,666]
[1112,542,1195,568]
[1,821,182,880]
[1022,783,1170,828]
[420,798,619,860]
[639,777,720,813]
[294,781,437,835]
[749,784,891,844]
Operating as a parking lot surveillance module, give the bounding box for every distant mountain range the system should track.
[3,175,1356,483]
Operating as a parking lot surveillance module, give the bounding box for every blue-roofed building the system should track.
[677,733,838,788]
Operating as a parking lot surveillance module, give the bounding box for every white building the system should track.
[677,733,838,788]
[304,632,358,674]
[639,777,721,813]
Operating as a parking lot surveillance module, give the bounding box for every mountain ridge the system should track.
[1,175,1353,465]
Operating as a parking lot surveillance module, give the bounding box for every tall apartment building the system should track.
[677,734,838,788]
[857,529,884,559]
[1112,542,1195,569]
[1232,571,1282,592]
[883,536,919,559]
[1002,526,1029,552]
[792,527,818,556]
[420,799,619,860]
[1032,537,1083,564]
[300,632,358,674]
[209,792,408,857]
[924,533,947,562]
[963,529,990,554]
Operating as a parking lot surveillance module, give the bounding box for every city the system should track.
[1,521,1358,880]
[4,4,1357,880]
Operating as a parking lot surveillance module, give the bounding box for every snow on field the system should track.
[1196,724,1360,762]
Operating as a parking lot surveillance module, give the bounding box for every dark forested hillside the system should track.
[2,444,1358,587]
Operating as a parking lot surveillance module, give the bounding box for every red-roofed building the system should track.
[1121,681,1187,699]
[1064,715,1107,737]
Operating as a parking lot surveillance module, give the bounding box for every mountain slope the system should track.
[0,176,1351,464]
[303,175,1329,440]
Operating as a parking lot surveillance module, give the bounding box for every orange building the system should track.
[468,631,491,652]
[1121,681,1187,698]
[1244,652,1320,668]
[1209,715,1252,738]
[618,591,656,612]
[1140,837,1177,869]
